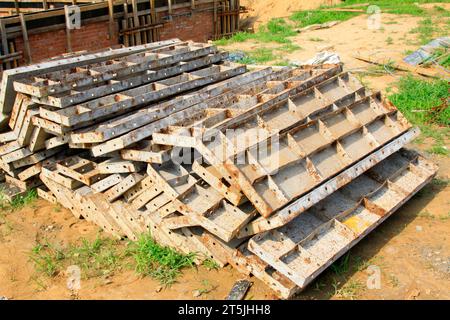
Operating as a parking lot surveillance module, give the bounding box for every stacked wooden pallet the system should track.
[0,40,437,298]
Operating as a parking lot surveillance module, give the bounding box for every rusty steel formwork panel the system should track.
[239,149,437,298]
[38,63,247,127]
[14,42,216,103]
[152,77,412,218]
[0,39,183,128]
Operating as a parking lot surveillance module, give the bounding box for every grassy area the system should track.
[214,18,296,46]
[306,252,388,299]
[335,0,449,16]
[410,16,449,46]
[388,76,449,156]
[290,10,361,28]
[28,233,197,288]
[388,76,449,126]
[126,233,196,286]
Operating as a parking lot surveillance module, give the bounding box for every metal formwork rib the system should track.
[171,182,257,242]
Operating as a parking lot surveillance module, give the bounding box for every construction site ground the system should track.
[0,5,449,300]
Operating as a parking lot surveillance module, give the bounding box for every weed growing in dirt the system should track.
[69,237,123,278]
[236,48,276,64]
[10,189,38,210]
[432,178,449,188]
[290,10,360,28]
[353,255,385,272]
[194,279,218,297]
[388,274,400,287]
[439,212,450,221]
[234,43,301,65]
[126,233,195,286]
[29,242,66,277]
[332,279,365,300]
[29,236,124,281]
[278,43,301,53]
[331,252,351,275]
[202,258,220,271]
[386,36,394,45]
[0,188,38,211]
[410,18,436,45]
[427,145,449,156]
[388,76,449,156]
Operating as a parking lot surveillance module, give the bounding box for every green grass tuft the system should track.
[29,242,66,277]
[29,236,124,280]
[10,189,38,209]
[126,233,196,286]
[330,252,351,275]
[29,234,198,287]
[202,258,220,271]
[0,188,38,211]
[236,48,277,64]
[427,145,449,156]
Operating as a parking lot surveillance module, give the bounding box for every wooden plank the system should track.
[0,20,11,72]
[108,0,115,40]
[64,6,73,53]
[131,0,142,45]
[354,54,446,78]
[19,13,32,64]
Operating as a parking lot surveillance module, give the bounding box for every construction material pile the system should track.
[0,39,437,298]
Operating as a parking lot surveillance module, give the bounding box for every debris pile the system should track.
[0,39,437,298]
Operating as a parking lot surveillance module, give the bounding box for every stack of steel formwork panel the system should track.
[0,41,437,299]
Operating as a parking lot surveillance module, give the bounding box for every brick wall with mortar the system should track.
[14,20,119,64]
[158,5,214,43]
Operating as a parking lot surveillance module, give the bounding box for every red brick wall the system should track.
[158,5,214,42]
[14,20,119,64]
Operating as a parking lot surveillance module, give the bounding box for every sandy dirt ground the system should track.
[0,9,449,300]
[241,0,343,28]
